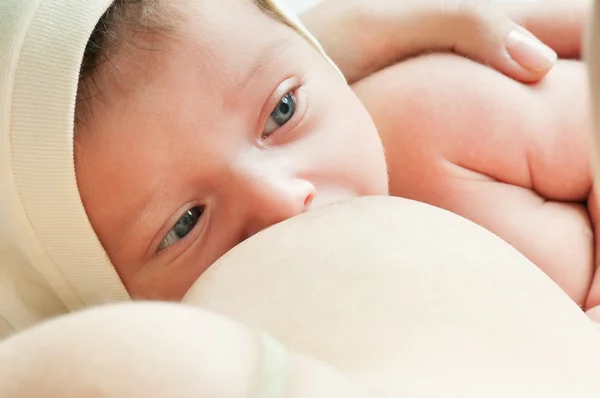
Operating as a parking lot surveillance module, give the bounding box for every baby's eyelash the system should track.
[262,91,297,138]
[157,206,204,253]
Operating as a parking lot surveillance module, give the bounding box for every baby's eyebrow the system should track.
[252,1,304,39]
[111,181,166,256]
[253,0,287,25]
[242,38,288,90]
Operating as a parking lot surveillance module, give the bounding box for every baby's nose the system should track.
[242,176,315,239]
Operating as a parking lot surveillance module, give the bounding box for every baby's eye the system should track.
[263,92,296,137]
[158,206,204,252]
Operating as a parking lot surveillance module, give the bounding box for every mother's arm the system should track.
[300,0,587,84]
[0,302,371,398]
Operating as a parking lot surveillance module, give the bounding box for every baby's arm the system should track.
[353,55,595,307]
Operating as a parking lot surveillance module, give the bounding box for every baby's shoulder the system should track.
[353,53,537,169]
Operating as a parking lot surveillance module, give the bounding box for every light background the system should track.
[285,0,539,15]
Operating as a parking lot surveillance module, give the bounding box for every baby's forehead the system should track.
[121,0,301,62]
[182,0,293,26]
[178,0,306,49]
[79,0,303,104]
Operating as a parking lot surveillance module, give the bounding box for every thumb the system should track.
[451,4,557,83]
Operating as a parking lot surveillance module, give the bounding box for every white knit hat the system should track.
[0,0,341,338]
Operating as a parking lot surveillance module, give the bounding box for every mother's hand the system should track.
[301,0,587,84]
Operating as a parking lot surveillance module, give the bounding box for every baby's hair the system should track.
[76,0,178,124]
[75,0,296,125]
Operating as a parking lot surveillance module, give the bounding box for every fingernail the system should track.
[505,28,557,72]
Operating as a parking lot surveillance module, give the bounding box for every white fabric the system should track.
[0,0,127,339]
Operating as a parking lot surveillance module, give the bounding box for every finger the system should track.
[446,2,557,83]
[499,0,590,59]
[362,0,558,83]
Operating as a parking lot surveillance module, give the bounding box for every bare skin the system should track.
[184,196,600,398]
[75,0,388,300]
[354,55,596,309]
[4,199,600,398]
[0,302,370,398]
[76,0,596,314]
[302,0,567,84]
[4,1,600,396]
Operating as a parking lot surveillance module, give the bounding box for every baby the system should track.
[0,0,592,335]
[74,0,596,310]
[74,0,389,300]
[1,0,600,395]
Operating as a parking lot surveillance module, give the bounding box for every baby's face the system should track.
[75,0,388,299]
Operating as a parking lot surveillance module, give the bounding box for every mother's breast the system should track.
[183,196,600,398]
